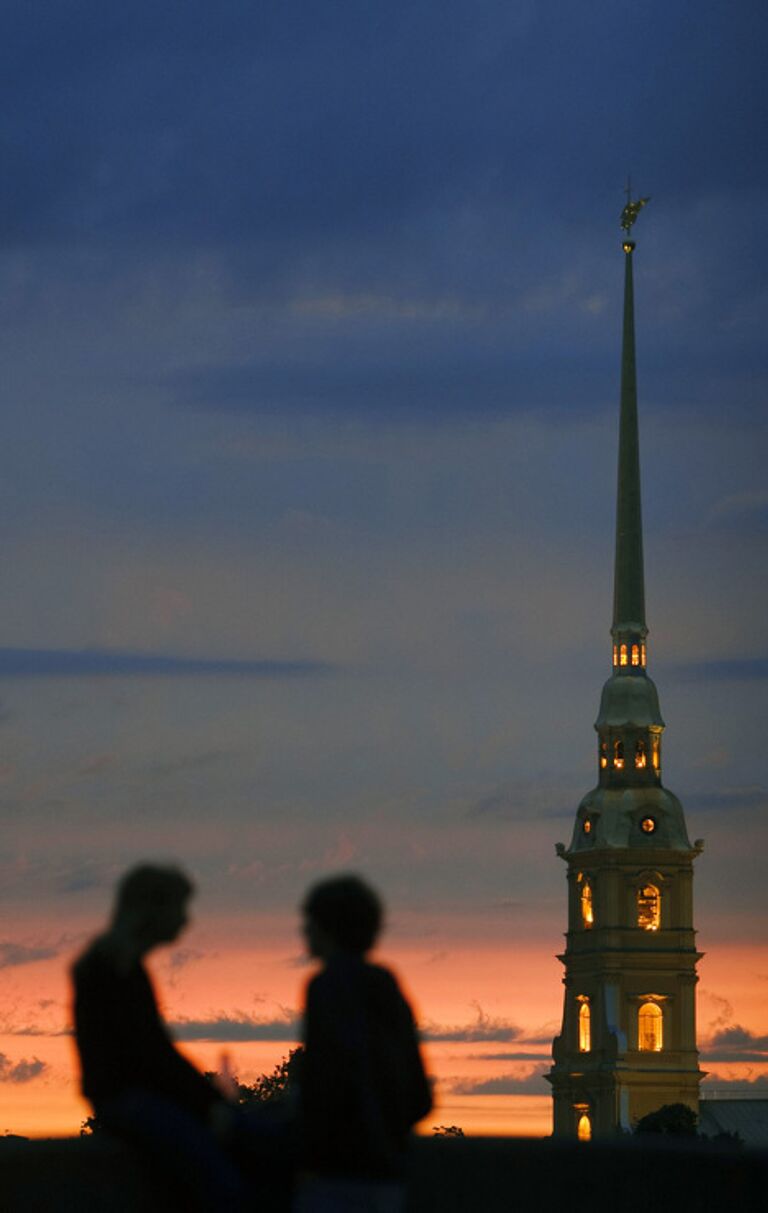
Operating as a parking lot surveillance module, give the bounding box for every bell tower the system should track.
[547,197,704,1138]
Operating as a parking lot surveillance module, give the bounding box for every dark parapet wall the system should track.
[2,1135,768,1212]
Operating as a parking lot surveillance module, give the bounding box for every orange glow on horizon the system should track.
[1,918,766,1139]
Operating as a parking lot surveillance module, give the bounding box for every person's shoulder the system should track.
[363,961,407,1003]
[72,936,105,975]
[72,935,124,983]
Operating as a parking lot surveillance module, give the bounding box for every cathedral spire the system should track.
[548,195,703,1140]
[613,236,646,640]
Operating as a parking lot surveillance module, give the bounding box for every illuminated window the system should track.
[582,818,592,835]
[651,735,660,772]
[631,644,640,666]
[580,878,594,928]
[577,1112,592,1141]
[635,739,647,770]
[600,741,608,769]
[613,645,618,667]
[614,740,625,770]
[637,884,661,931]
[641,643,646,667]
[620,644,628,666]
[578,998,591,1052]
[640,816,656,834]
[638,1001,663,1051]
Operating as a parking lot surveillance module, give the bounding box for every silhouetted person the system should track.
[72,864,245,1211]
[295,875,432,1213]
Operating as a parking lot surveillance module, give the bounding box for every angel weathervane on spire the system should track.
[620,177,651,233]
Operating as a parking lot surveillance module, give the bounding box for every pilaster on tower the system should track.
[547,196,704,1139]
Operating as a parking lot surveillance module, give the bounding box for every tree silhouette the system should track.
[634,1103,697,1135]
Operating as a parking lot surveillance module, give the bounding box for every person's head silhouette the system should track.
[111,864,194,956]
[301,874,382,960]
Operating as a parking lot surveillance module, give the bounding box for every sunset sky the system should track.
[1,2,767,1137]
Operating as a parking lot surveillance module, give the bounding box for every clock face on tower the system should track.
[640,817,657,835]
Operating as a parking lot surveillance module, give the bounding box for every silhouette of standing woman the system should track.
[295,875,432,1213]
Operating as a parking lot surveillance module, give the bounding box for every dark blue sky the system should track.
[0,0,766,1122]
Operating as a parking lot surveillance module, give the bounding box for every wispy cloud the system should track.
[0,1054,48,1084]
[465,1050,550,1061]
[450,1066,550,1095]
[688,787,767,814]
[0,648,335,680]
[421,1004,524,1044]
[670,658,768,684]
[169,1010,300,1043]
[0,942,60,970]
[701,1075,768,1094]
[707,489,768,525]
[701,1025,768,1064]
[467,780,575,821]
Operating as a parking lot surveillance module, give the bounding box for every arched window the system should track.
[651,735,660,772]
[635,739,647,769]
[620,644,628,666]
[581,878,594,928]
[614,740,625,770]
[637,884,661,931]
[600,740,608,769]
[577,1112,592,1141]
[613,645,618,667]
[578,999,591,1052]
[631,644,640,666]
[638,1002,663,1052]
[641,643,647,667]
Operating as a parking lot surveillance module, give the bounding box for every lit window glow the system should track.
[620,644,628,666]
[640,816,656,834]
[577,1112,592,1141]
[651,736,660,771]
[583,818,592,835]
[637,884,661,931]
[600,741,608,769]
[578,999,591,1052]
[641,643,647,666]
[635,739,647,769]
[581,879,594,928]
[613,645,618,667]
[631,644,640,666]
[638,1001,663,1052]
[614,740,624,770]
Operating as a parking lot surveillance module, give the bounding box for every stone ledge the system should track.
[2,1134,767,1212]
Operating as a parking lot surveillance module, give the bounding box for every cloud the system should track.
[467,780,575,821]
[670,658,768,684]
[465,1050,551,1062]
[144,751,233,781]
[0,1054,48,1084]
[451,1065,550,1096]
[701,1075,768,1094]
[169,1010,300,1043]
[707,489,768,525]
[0,647,335,680]
[701,1025,768,1064]
[0,942,60,970]
[162,948,210,987]
[688,787,767,814]
[421,1004,524,1044]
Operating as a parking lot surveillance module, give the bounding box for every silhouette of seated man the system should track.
[295,874,432,1213]
[72,864,245,1211]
